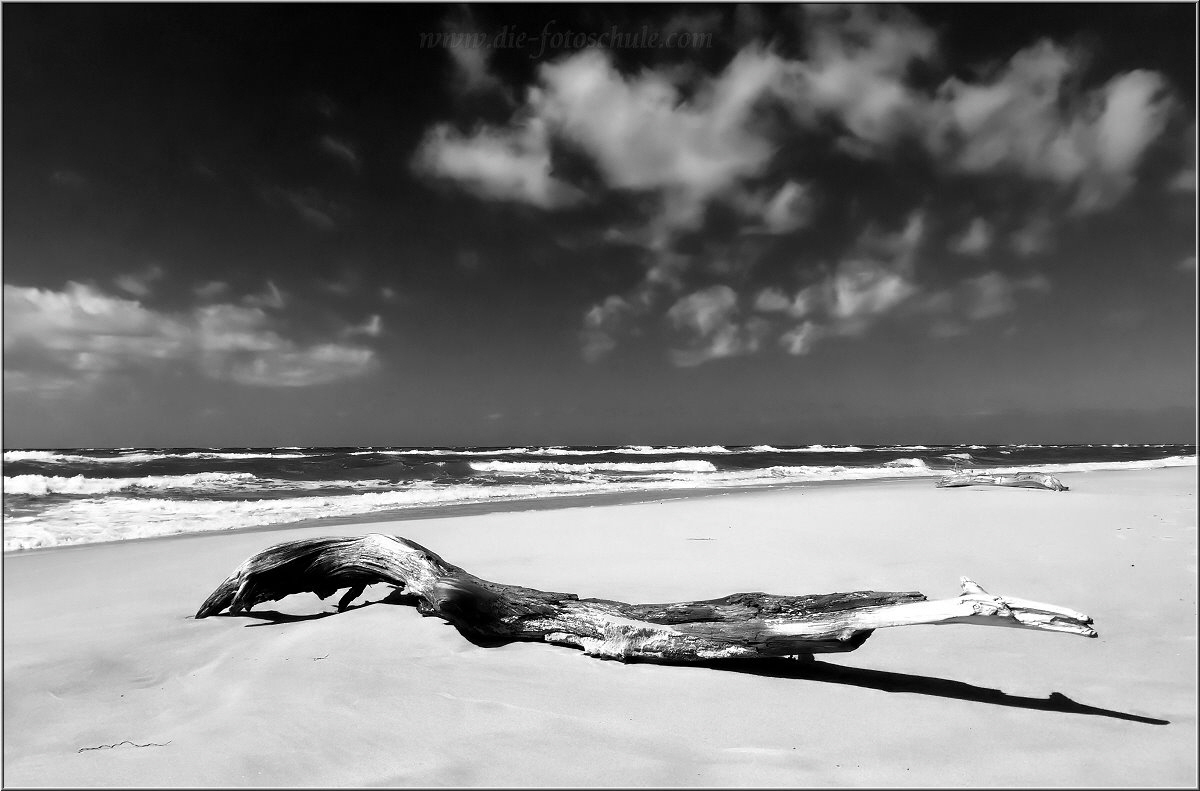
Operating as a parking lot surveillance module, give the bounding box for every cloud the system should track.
[734,180,815,234]
[409,9,1182,366]
[534,47,786,218]
[416,44,797,241]
[242,280,286,310]
[787,4,937,153]
[3,282,379,395]
[219,344,377,387]
[753,287,793,314]
[194,280,229,300]
[343,314,383,338]
[778,321,823,355]
[666,285,771,366]
[318,136,361,173]
[761,212,927,356]
[1169,122,1196,192]
[262,186,341,230]
[948,217,993,256]
[1009,213,1054,257]
[960,271,1018,320]
[927,42,1177,213]
[413,118,583,209]
[580,295,635,363]
[113,264,165,298]
[932,270,1051,328]
[1178,255,1197,274]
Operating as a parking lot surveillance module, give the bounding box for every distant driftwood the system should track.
[196,534,1096,662]
[937,471,1069,492]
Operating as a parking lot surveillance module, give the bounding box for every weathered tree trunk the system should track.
[195,534,1096,662]
[936,472,1068,491]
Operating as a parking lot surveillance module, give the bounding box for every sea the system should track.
[2,443,1195,552]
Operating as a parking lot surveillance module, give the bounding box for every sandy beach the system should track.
[3,467,1196,787]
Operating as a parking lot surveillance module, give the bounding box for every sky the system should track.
[2,3,1196,449]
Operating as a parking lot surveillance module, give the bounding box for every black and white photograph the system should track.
[2,2,1197,786]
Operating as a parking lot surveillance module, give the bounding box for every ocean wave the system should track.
[941,453,973,460]
[3,450,312,464]
[0,461,947,551]
[5,472,258,496]
[4,450,63,463]
[5,453,1193,551]
[745,445,868,453]
[2,473,404,497]
[469,460,719,474]
[2,481,619,550]
[883,458,931,468]
[348,447,536,457]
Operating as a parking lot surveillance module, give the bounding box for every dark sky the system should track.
[3,3,1196,448]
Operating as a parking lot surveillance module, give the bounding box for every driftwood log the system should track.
[196,534,1096,662]
[937,472,1068,492]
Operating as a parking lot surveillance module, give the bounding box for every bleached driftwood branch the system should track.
[937,472,1068,491]
[196,534,1096,661]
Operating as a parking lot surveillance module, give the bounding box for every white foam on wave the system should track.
[0,460,943,551]
[5,454,1193,551]
[883,457,931,468]
[470,460,719,474]
[537,445,734,455]
[348,448,534,457]
[2,480,624,550]
[3,450,311,464]
[4,451,63,463]
[4,472,258,496]
[941,452,973,460]
[747,445,868,453]
[2,473,406,497]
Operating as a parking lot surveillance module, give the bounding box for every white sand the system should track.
[3,467,1196,786]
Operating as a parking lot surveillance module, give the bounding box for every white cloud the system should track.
[242,280,286,310]
[927,42,1177,213]
[4,283,189,377]
[1169,122,1195,192]
[948,217,993,256]
[535,48,785,202]
[580,295,635,363]
[666,285,770,366]
[319,136,361,173]
[753,287,792,313]
[733,180,815,234]
[3,282,379,395]
[113,264,165,298]
[223,344,377,387]
[409,10,1182,366]
[788,4,936,153]
[828,259,920,327]
[343,314,383,338]
[417,44,797,242]
[413,118,583,209]
[779,321,823,355]
[771,212,926,354]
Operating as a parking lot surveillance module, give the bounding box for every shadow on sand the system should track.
[214,593,1168,726]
